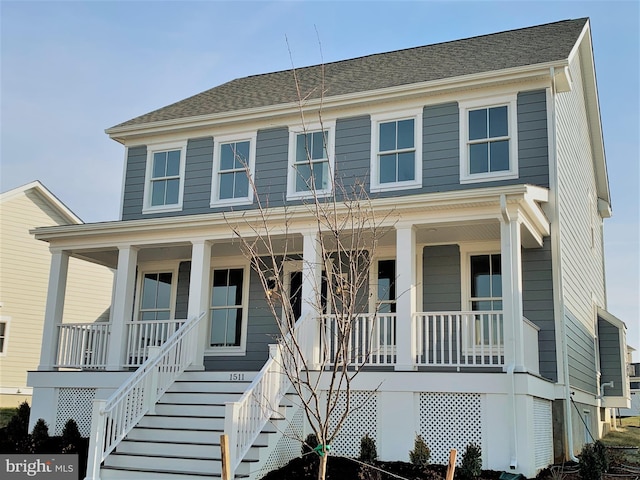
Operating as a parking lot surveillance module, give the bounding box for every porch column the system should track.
[500,214,525,371]
[106,246,138,370]
[395,224,417,371]
[38,249,70,370]
[301,230,322,367]
[188,240,212,370]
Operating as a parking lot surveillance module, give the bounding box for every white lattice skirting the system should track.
[55,388,96,436]
[256,406,304,479]
[418,392,482,465]
[329,390,379,458]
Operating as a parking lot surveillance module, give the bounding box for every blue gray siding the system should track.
[522,238,557,381]
[422,245,461,311]
[598,316,623,396]
[121,91,549,219]
[565,308,597,394]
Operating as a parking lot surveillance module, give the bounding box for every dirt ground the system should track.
[260,446,640,480]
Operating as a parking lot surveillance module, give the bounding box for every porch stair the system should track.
[100,371,290,480]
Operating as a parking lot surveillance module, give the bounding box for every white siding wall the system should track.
[0,189,113,406]
[555,51,607,371]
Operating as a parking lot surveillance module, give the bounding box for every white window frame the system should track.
[134,263,180,322]
[460,243,504,350]
[210,132,257,207]
[459,94,518,184]
[287,120,336,200]
[206,257,250,356]
[142,140,187,214]
[0,316,9,356]
[370,108,423,193]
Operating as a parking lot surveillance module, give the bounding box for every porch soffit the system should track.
[33,184,550,255]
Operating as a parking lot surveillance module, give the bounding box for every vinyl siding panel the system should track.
[121,146,147,220]
[175,261,191,320]
[422,245,461,311]
[522,238,557,381]
[565,308,597,394]
[335,116,371,193]
[555,49,606,391]
[182,137,214,214]
[0,189,113,403]
[254,127,288,208]
[598,317,623,396]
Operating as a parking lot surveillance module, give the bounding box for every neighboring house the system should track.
[0,181,114,407]
[27,18,629,479]
[619,347,639,417]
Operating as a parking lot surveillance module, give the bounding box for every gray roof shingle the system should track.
[110,18,587,130]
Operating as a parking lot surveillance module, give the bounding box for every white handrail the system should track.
[85,312,206,480]
[413,311,504,367]
[224,312,314,474]
[56,323,110,369]
[320,313,397,365]
[124,319,186,366]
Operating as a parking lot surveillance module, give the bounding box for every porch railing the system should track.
[85,312,206,480]
[320,314,397,366]
[124,319,186,367]
[56,323,110,369]
[413,311,504,367]
[224,312,315,476]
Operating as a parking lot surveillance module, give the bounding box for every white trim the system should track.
[0,386,33,396]
[459,94,519,184]
[0,181,82,224]
[286,120,336,200]
[370,108,423,193]
[134,263,180,322]
[459,242,501,311]
[142,140,187,214]
[210,132,257,207]
[205,259,251,356]
[0,316,9,356]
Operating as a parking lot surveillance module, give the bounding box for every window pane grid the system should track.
[467,106,510,175]
[150,150,181,207]
[210,268,244,347]
[294,130,329,192]
[377,119,415,184]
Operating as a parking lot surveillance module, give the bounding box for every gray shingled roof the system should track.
[110,18,587,130]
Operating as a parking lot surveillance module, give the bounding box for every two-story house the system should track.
[27,18,629,479]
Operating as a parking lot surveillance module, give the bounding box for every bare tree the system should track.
[224,61,394,480]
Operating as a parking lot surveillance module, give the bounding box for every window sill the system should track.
[142,204,183,214]
[286,189,333,201]
[370,180,422,194]
[210,198,253,209]
[205,347,246,356]
[460,172,518,184]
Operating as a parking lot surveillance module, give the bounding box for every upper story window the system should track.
[211,133,256,207]
[370,109,422,193]
[0,318,8,355]
[460,95,518,183]
[143,141,187,213]
[287,121,335,199]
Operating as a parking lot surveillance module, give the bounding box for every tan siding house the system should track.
[0,181,114,407]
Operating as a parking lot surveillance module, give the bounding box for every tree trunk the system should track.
[317,452,328,480]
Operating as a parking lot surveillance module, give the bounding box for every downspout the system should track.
[549,66,579,462]
[500,196,518,470]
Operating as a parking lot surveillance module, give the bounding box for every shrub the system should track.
[301,433,319,456]
[359,434,378,462]
[61,419,82,454]
[578,441,609,480]
[31,419,50,453]
[409,434,430,467]
[4,401,31,453]
[460,443,482,479]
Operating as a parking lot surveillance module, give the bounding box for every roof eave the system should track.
[105,61,568,143]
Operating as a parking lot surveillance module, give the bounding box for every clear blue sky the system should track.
[1,1,638,355]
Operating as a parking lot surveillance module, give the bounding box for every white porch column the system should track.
[39,249,70,370]
[395,224,417,371]
[188,240,212,370]
[500,215,526,371]
[106,246,138,370]
[301,230,322,367]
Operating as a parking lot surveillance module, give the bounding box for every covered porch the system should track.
[33,184,550,376]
